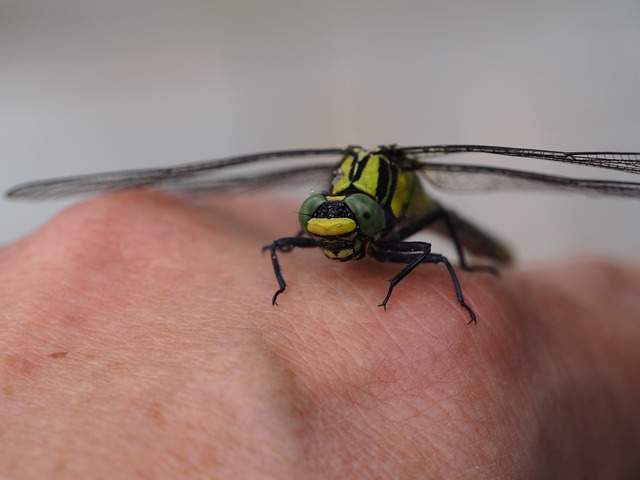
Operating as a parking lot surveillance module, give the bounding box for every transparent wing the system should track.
[150,164,336,195]
[7,148,344,199]
[421,163,640,198]
[402,145,640,175]
[9,144,640,200]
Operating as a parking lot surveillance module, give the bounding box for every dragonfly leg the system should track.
[424,253,477,324]
[393,207,499,275]
[371,240,476,323]
[433,210,499,275]
[268,236,317,305]
[262,230,305,254]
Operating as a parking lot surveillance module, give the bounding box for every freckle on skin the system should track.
[48,351,69,359]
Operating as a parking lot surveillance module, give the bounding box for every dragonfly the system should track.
[7,144,640,323]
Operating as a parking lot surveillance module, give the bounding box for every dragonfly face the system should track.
[298,193,385,261]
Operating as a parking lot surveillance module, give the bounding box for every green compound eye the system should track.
[298,194,326,232]
[344,193,385,237]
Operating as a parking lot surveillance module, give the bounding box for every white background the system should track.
[2,0,639,262]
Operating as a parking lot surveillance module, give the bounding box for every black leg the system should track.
[392,208,498,275]
[262,230,305,254]
[422,253,477,324]
[371,239,476,324]
[268,236,317,305]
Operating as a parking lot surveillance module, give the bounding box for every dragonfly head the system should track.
[298,193,385,261]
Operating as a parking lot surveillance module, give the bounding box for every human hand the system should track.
[1,191,638,478]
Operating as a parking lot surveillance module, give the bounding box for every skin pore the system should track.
[0,190,639,478]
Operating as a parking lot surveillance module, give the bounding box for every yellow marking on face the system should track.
[322,248,354,259]
[307,217,357,237]
[325,195,346,201]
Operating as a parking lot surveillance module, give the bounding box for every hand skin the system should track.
[0,190,639,479]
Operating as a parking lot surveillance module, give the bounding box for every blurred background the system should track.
[1,0,639,262]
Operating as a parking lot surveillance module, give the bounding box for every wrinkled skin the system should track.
[1,191,639,479]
